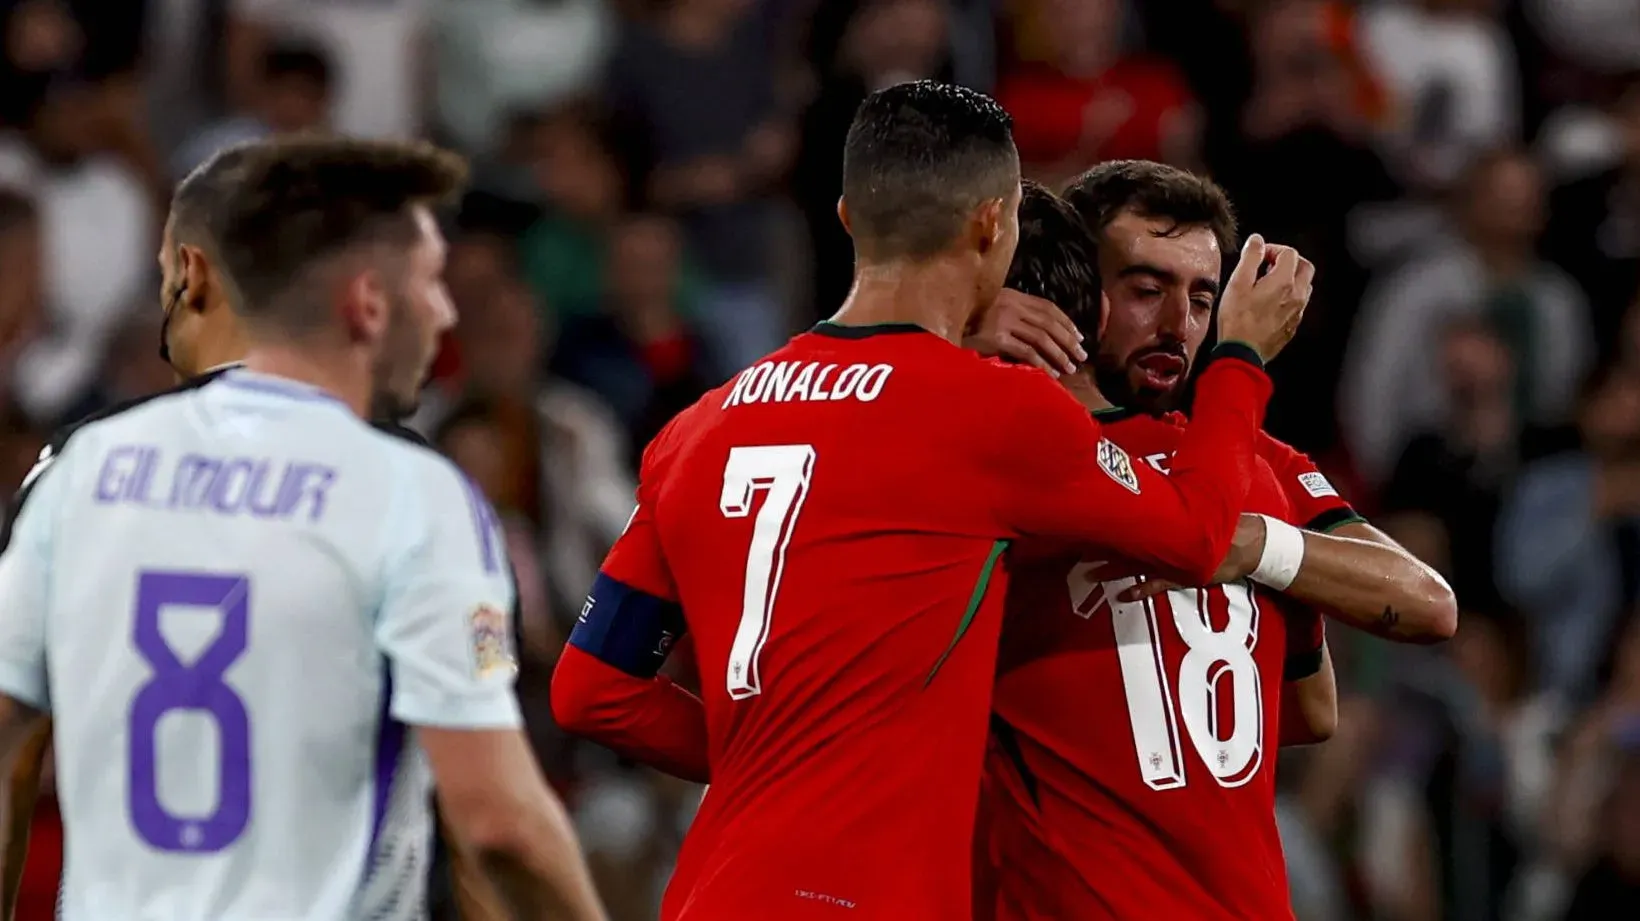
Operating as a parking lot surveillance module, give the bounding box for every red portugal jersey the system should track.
[979,410,1360,921]
[599,325,1272,921]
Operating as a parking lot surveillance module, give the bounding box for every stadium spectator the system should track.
[795,0,955,318]
[1355,0,1520,191]
[1341,147,1590,483]
[1545,80,1640,362]
[995,0,1199,182]
[1364,612,1555,921]
[421,235,635,620]
[550,213,716,462]
[516,104,701,325]
[3,4,1640,918]
[1380,318,1565,616]
[431,0,611,155]
[0,73,152,425]
[171,37,333,178]
[0,191,41,381]
[606,0,795,372]
[1497,365,1640,704]
[54,309,172,424]
[1558,733,1640,917]
[226,0,427,139]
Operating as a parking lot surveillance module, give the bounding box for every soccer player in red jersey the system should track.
[551,83,1316,920]
[971,168,1459,921]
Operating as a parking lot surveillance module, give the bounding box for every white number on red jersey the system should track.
[720,444,815,699]
[1067,567,1264,790]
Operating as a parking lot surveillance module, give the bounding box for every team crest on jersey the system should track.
[468,605,516,679]
[1297,471,1338,499]
[1097,439,1141,494]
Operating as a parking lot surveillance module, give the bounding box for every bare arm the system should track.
[1126,517,1458,645]
[1284,521,1457,644]
[0,720,48,921]
[421,726,606,921]
[441,815,510,921]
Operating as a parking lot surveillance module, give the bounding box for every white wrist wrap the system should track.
[1251,515,1305,591]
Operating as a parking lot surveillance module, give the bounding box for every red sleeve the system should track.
[551,415,711,782]
[1255,433,1365,534]
[1253,435,1344,682]
[1282,604,1326,682]
[987,345,1271,585]
[599,404,701,598]
[551,646,710,783]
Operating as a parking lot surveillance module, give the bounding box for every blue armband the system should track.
[568,574,686,678]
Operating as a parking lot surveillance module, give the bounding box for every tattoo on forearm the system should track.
[1379,606,1400,630]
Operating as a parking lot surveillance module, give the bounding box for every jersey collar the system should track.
[810,320,930,339]
[1092,405,1139,424]
[216,368,351,410]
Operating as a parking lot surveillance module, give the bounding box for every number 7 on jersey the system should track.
[720,444,815,700]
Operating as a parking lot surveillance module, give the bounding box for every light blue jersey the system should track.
[0,369,520,921]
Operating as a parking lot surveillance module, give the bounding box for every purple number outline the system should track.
[128,571,252,852]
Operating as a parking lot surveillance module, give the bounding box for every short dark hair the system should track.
[842,80,1018,260]
[175,137,467,328]
[1006,180,1102,343]
[170,145,253,253]
[262,39,333,91]
[1061,160,1237,259]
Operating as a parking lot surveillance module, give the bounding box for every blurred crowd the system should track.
[0,0,1638,919]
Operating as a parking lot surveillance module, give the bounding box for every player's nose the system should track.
[431,286,457,332]
[1156,293,1191,338]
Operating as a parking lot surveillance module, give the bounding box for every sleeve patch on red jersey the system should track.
[1297,471,1338,499]
[1097,439,1141,494]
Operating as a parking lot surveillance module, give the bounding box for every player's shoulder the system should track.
[1248,431,1355,519]
[1252,426,1318,475]
[362,417,464,490]
[19,367,234,497]
[960,353,1088,417]
[715,324,956,405]
[639,389,717,472]
[363,421,497,532]
[1253,428,1302,461]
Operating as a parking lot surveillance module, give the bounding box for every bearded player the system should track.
[552,82,1331,920]
[970,172,1457,920]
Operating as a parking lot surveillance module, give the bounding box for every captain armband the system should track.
[567,573,686,678]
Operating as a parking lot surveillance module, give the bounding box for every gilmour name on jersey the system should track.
[92,445,337,522]
[721,361,895,408]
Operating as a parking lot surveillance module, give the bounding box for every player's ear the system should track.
[177,244,213,314]
[972,197,1005,255]
[342,269,390,344]
[836,197,852,237]
[1099,290,1111,338]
